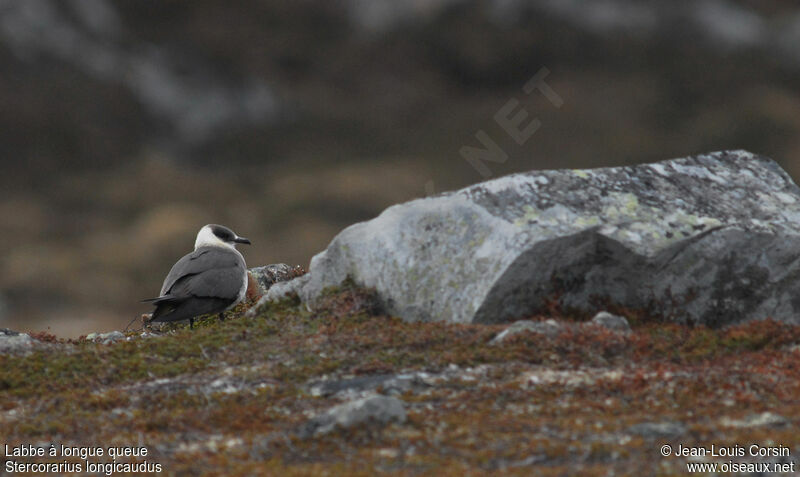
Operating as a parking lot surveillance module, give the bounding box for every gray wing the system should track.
[159,247,244,299]
[168,266,244,300]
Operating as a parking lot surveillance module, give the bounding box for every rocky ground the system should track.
[2,283,799,475]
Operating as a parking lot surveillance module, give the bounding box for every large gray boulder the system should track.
[281,150,800,326]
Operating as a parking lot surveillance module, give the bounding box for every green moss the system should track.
[2,285,799,475]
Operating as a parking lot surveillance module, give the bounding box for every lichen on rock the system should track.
[288,150,800,326]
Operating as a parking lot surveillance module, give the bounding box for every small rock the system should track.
[627,421,687,439]
[207,378,240,395]
[308,373,428,398]
[88,331,125,344]
[377,448,399,459]
[300,395,406,438]
[491,319,562,344]
[509,455,547,467]
[111,408,134,418]
[248,264,306,296]
[719,412,788,428]
[0,328,34,354]
[246,274,310,317]
[521,368,623,388]
[101,331,125,344]
[264,276,307,302]
[588,311,631,333]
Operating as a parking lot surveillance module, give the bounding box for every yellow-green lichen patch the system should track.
[513,205,540,226]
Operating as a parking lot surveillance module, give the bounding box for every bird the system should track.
[143,224,251,328]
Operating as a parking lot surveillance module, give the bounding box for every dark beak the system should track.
[234,236,251,245]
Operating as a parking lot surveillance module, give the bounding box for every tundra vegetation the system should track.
[2,282,798,475]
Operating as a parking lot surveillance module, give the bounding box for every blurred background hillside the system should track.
[1,0,799,337]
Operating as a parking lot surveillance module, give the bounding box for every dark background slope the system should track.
[1,0,799,336]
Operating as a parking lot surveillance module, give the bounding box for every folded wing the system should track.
[147,247,245,323]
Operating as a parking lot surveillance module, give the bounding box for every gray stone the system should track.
[491,319,563,344]
[245,273,311,318]
[627,421,687,439]
[301,395,407,437]
[247,264,306,296]
[719,412,788,428]
[0,328,34,354]
[291,150,800,326]
[308,373,430,398]
[87,331,126,344]
[100,331,125,344]
[265,275,309,302]
[588,312,631,333]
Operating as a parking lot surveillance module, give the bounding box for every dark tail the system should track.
[148,296,232,324]
[141,295,172,303]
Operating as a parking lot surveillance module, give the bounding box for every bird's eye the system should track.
[213,227,230,241]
